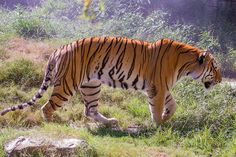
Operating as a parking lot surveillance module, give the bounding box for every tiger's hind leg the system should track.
[41,84,72,122]
[80,80,118,127]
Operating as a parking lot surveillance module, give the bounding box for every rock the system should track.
[4,136,96,157]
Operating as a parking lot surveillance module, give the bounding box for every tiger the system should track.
[0,37,222,126]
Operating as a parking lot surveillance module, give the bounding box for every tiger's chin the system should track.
[203,81,217,90]
[204,82,212,89]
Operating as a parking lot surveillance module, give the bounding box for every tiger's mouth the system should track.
[204,82,212,89]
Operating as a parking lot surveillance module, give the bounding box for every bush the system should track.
[0,59,43,88]
[221,48,236,77]
[197,31,221,52]
[171,78,236,137]
[13,7,54,38]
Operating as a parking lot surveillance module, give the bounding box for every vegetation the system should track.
[0,0,235,156]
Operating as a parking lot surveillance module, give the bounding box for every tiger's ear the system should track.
[198,52,207,64]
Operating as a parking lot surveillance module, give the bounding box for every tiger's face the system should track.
[190,51,222,89]
[200,52,222,89]
[201,54,222,89]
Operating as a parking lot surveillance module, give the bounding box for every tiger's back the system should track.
[52,37,153,91]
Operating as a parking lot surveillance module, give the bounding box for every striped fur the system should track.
[0,37,222,126]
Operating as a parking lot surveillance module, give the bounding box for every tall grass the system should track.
[0,59,43,88]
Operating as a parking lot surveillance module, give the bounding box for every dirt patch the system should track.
[4,38,57,63]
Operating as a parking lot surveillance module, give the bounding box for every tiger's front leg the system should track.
[80,80,119,127]
[147,85,166,126]
[162,93,177,122]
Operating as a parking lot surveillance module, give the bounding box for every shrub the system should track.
[12,6,55,39]
[197,31,221,52]
[0,59,43,88]
[221,48,236,77]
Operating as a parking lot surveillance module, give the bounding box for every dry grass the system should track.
[3,38,60,63]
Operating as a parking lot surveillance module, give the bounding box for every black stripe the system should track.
[165,94,171,101]
[81,89,101,97]
[41,85,48,91]
[54,48,67,79]
[108,67,116,88]
[115,39,124,55]
[97,39,113,79]
[177,60,196,80]
[119,75,125,88]
[127,40,137,79]
[79,38,86,83]
[141,80,146,90]
[115,39,128,74]
[165,95,172,104]
[174,49,193,70]
[72,42,78,92]
[88,104,98,110]
[87,39,103,78]
[18,105,23,109]
[63,78,74,96]
[165,76,169,91]
[159,40,174,85]
[148,101,155,106]
[132,75,139,89]
[49,100,56,110]
[175,43,183,50]
[86,99,99,105]
[81,84,101,89]
[51,93,68,101]
[28,101,34,106]
[36,93,42,98]
[86,37,94,57]
[45,77,51,82]
[118,71,124,79]
[11,106,16,111]
[122,82,128,89]
[165,97,172,105]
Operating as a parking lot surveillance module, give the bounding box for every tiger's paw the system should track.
[41,106,54,122]
[107,118,119,128]
[162,108,172,121]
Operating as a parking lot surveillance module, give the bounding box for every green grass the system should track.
[0,59,43,88]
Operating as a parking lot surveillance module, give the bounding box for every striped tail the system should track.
[0,59,55,116]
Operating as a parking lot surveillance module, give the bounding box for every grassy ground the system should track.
[0,38,235,157]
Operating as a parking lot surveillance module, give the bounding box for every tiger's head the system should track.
[189,51,222,89]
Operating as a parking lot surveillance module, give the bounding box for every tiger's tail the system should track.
[0,56,55,116]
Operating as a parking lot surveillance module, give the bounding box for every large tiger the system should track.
[0,37,222,126]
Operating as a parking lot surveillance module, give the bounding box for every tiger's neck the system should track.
[148,39,201,90]
[174,42,202,83]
